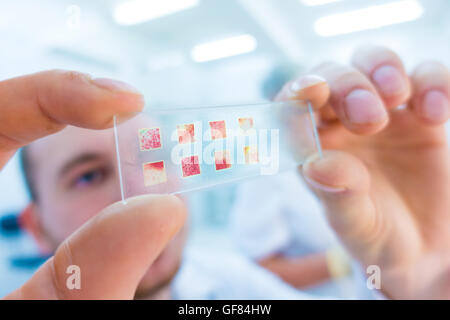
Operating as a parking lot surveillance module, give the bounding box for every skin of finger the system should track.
[312,62,388,135]
[0,150,17,172]
[410,61,450,124]
[303,151,370,193]
[351,45,411,108]
[301,151,385,262]
[4,194,187,300]
[0,70,144,150]
[274,79,330,110]
[301,150,432,300]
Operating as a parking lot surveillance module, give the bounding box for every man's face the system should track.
[26,125,187,297]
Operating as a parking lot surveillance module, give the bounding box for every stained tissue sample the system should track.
[209,120,227,140]
[143,161,167,186]
[181,155,201,177]
[238,117,254,134]
[139,128,162,151]
[177,124,195,144]
[244,145,259,164]
[215,150,232,171]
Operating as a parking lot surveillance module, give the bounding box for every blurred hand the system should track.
[1,70,186,299]
[276,46,450,299]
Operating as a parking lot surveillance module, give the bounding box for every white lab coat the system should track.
[229,170,372,299]
[172,246,328,300]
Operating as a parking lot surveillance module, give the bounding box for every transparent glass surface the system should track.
[113,100,321,199]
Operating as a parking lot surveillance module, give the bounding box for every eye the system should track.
[72,168,106,189]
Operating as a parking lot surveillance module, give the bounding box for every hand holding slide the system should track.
[276,45,450,299]
[0,70,186,299]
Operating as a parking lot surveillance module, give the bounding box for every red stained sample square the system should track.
[238,117,254,134]
[181,155,201,177]
[215,150,232,171]
[244,145,259,164]
[209,120,227,140]
[177,124,195,144]
[139,128,162,151]
[143,161,167,186]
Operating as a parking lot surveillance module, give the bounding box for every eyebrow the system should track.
[58,153,105,178]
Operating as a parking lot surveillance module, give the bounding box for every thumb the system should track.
[301,151,382,264]
[4,194,187,300]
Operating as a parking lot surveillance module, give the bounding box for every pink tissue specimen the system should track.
[177,124,195,144]
[209,120,227,140]
[181,155,201,177]
[238,117,254,134]
[244,145,259,164]
[139,128,162,151]
[215,150,232,171]
[143,161,167,186]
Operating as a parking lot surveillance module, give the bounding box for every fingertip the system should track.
[83,94,144,129]
[120,194,187,232]
[125,193,186,213]
[90,78,142,95]
[150,194,188,225]
[410,60,450,126]
[275,75,330,109]
[414,90,450,125]
[40,70,145,129]
[90,77,145,121]
[302,151,370,195]
[50,194,187,299]
[83,82,145,129]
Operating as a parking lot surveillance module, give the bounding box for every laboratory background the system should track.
[0,0,449,295]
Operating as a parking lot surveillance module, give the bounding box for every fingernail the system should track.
[372,65,408,97]
[91,77,142,94]
[290,75,326,95]
[304,175,346,193]
[303,154,346,193]
[344,89,387,124]
[423,90,450,122]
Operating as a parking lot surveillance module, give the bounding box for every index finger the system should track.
[0,69,144,166]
